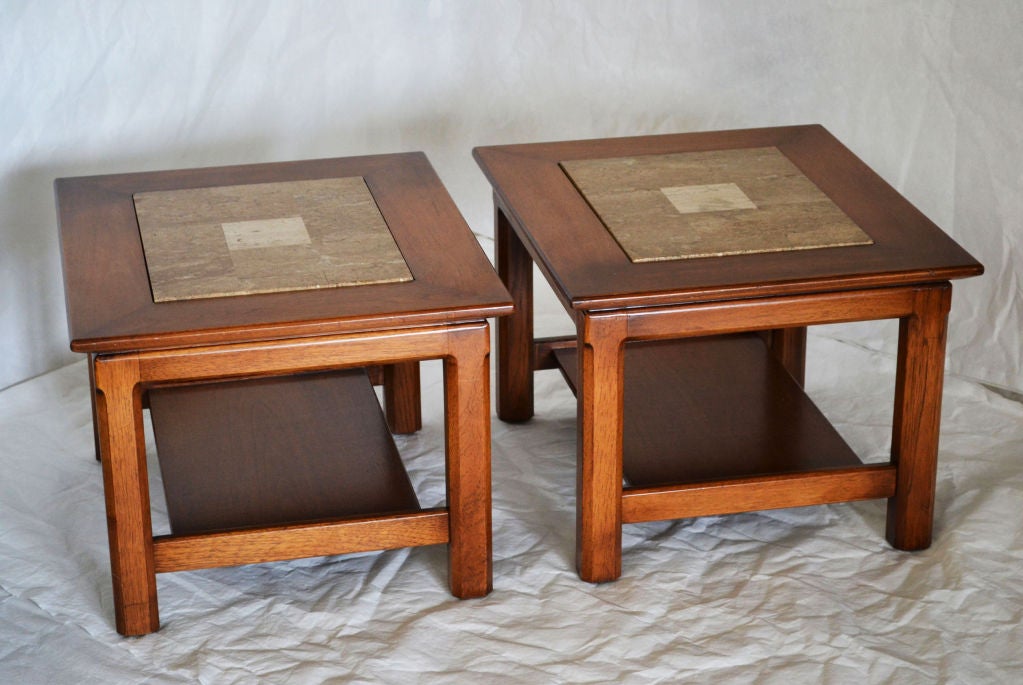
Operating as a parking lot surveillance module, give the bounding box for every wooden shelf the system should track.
[147,369,420,536]
[552,333,865,489]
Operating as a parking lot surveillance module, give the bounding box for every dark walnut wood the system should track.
[475,124,982,311]
[148,369,419,536]
[476,124,983,584]
[57,153,510,636]
[496,205,535,422]
[552,334,862,487]
[57,153,512,353]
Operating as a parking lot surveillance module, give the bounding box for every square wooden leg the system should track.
[383,361,422,434]
[576,313,627,583]
[87,353,102,461]
[887,284,952,550]
[766,326,807,386]
[496,202,534,422]
[443,322,493,597]
[93,355,159,636]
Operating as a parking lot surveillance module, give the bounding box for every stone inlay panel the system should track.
[134,177,412,302]
[561,147,872,262]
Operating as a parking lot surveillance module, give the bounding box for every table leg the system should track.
[383,361,422,434]
[767,327,807,386]
[886,284,952,550]
[92,355,159,636]
[87,352,101,461]
[496,200,534,422]
[576,313,627,582]
[444,323,493,597]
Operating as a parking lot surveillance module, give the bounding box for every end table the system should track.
[56,153,512,635]
[474,125,983,583]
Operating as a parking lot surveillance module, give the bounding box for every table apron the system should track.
[617,283,950,341]
[92,322,488,387]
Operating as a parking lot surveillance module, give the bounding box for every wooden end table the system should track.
[474,125,983,583]
[56,153,512,636]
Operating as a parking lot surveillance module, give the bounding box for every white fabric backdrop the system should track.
[1,0,1020,392]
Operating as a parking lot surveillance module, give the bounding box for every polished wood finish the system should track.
[89,320,500,637]
[767,327,808,386]
[476,125,983,583]
[154,511,449,573]
[57,153,512,353]
[533,336,577,371]
[443,325,494,597]
[475,125,982,312]
[496,204,534,422]
[58,155,511,635]
[887,285,951,550]
[383,361,422,434]
[93,355,158,636]
[148,369,420,535]
[622,466,896,523]
[553,334,862,486]
[575,312,627,581]
[87,352,102,460]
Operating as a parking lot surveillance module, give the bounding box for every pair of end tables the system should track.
[57,125,982,635]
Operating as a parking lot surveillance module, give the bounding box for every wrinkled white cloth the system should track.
[1,333,1021,683]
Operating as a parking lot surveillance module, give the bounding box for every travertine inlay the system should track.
[560,147,873,262]
[134,177,413,302]
[661,183,758,214]
[222,216,311,251]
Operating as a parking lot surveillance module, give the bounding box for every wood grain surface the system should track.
[553,334,863,487]
[481,126,981,585]
[57,153,512,353]
[59,154,509,635]
[147,369,420,535]
[475,125,983,311]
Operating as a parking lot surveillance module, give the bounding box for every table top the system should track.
[474,125,983,311]
[57,153,512,353]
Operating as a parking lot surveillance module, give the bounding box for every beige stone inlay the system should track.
[222,216,311,251]
[133,177,413,302]
[661,183,758,214]
[560,147,873,262]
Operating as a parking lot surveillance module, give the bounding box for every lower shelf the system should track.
[552,333,868,489]
[147,368,420,536]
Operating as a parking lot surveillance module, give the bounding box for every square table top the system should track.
[57,153,512,353]
[474,125,983,311]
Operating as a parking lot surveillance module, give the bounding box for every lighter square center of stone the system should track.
[661,183,758,214]
[222,216,311,251]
